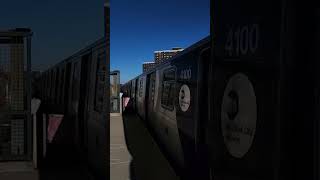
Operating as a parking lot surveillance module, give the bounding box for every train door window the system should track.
[48,72,50,98]
[150,73,156,103]
[161,68,176,110]
[42,74,44,96]
[56,69,59,104]
[94,51,107,112]
[59,68,63,104]
[46,73,48,98]
[135,79,138,99]
[55,69,60,104]
[72,61,80,103]
[64,63,72,108]
[139,78,144,97]
[48,70,53,99]
[131,80,135,98]
[60,68,65,105]
[52,70,56,100]
[46,73,49,99]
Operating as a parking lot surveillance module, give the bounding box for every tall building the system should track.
[142,47,184,73]
[154,47,184,64]
[142,61,156,73]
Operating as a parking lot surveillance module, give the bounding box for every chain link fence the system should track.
[0,29,32,161]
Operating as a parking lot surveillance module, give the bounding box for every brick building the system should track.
[142,62,156,73]
[154,47,184,64]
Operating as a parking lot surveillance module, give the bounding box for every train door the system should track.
[146,72,156,124]
[78,53,91,153]
[131,79,138,111]
[174,50,204,177]
[131,79,135,110]
[134,79,138,110]
[137,76,147,120]
[310,8,320,180]
[156,67,185,171]
[86,47,108,179]
[193,47,211,179]
[71,61,81,150]
[128,82,131,99]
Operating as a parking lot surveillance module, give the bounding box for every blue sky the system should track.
[0,0,105,71]
[110,0,210,84]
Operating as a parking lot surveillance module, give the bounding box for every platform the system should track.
[110,114,131,180]
[0,161,38,180]
[122,112,179,180]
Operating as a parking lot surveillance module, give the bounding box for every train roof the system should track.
[41,37,106,74]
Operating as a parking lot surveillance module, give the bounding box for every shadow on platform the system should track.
[122,109,179,180]
[38,144,95,180]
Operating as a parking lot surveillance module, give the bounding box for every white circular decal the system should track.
[221,73,257,158]
[179,84,190,112]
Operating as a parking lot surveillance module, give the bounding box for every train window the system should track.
[163,69,175,81]
[161,68,176,110]
[54,69,60,104]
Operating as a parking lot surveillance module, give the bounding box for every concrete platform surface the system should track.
[122,112,179,180]
[110,115,131,180]
[0,161,39,180]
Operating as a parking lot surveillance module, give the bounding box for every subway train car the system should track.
[37,38,109,179]
[122,36,211,179]
[123,1,320,180]
[208,1,318,180]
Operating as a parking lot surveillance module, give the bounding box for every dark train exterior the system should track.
[37,38,109,179]
[123,1,320,179]
[208,1,317,180]
[122,36,211,178]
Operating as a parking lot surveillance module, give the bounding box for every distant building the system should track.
[154,47,184,64]
[142,47,184,73]
[142,61,156,73]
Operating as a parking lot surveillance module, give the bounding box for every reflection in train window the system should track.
[161,68,176,111]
